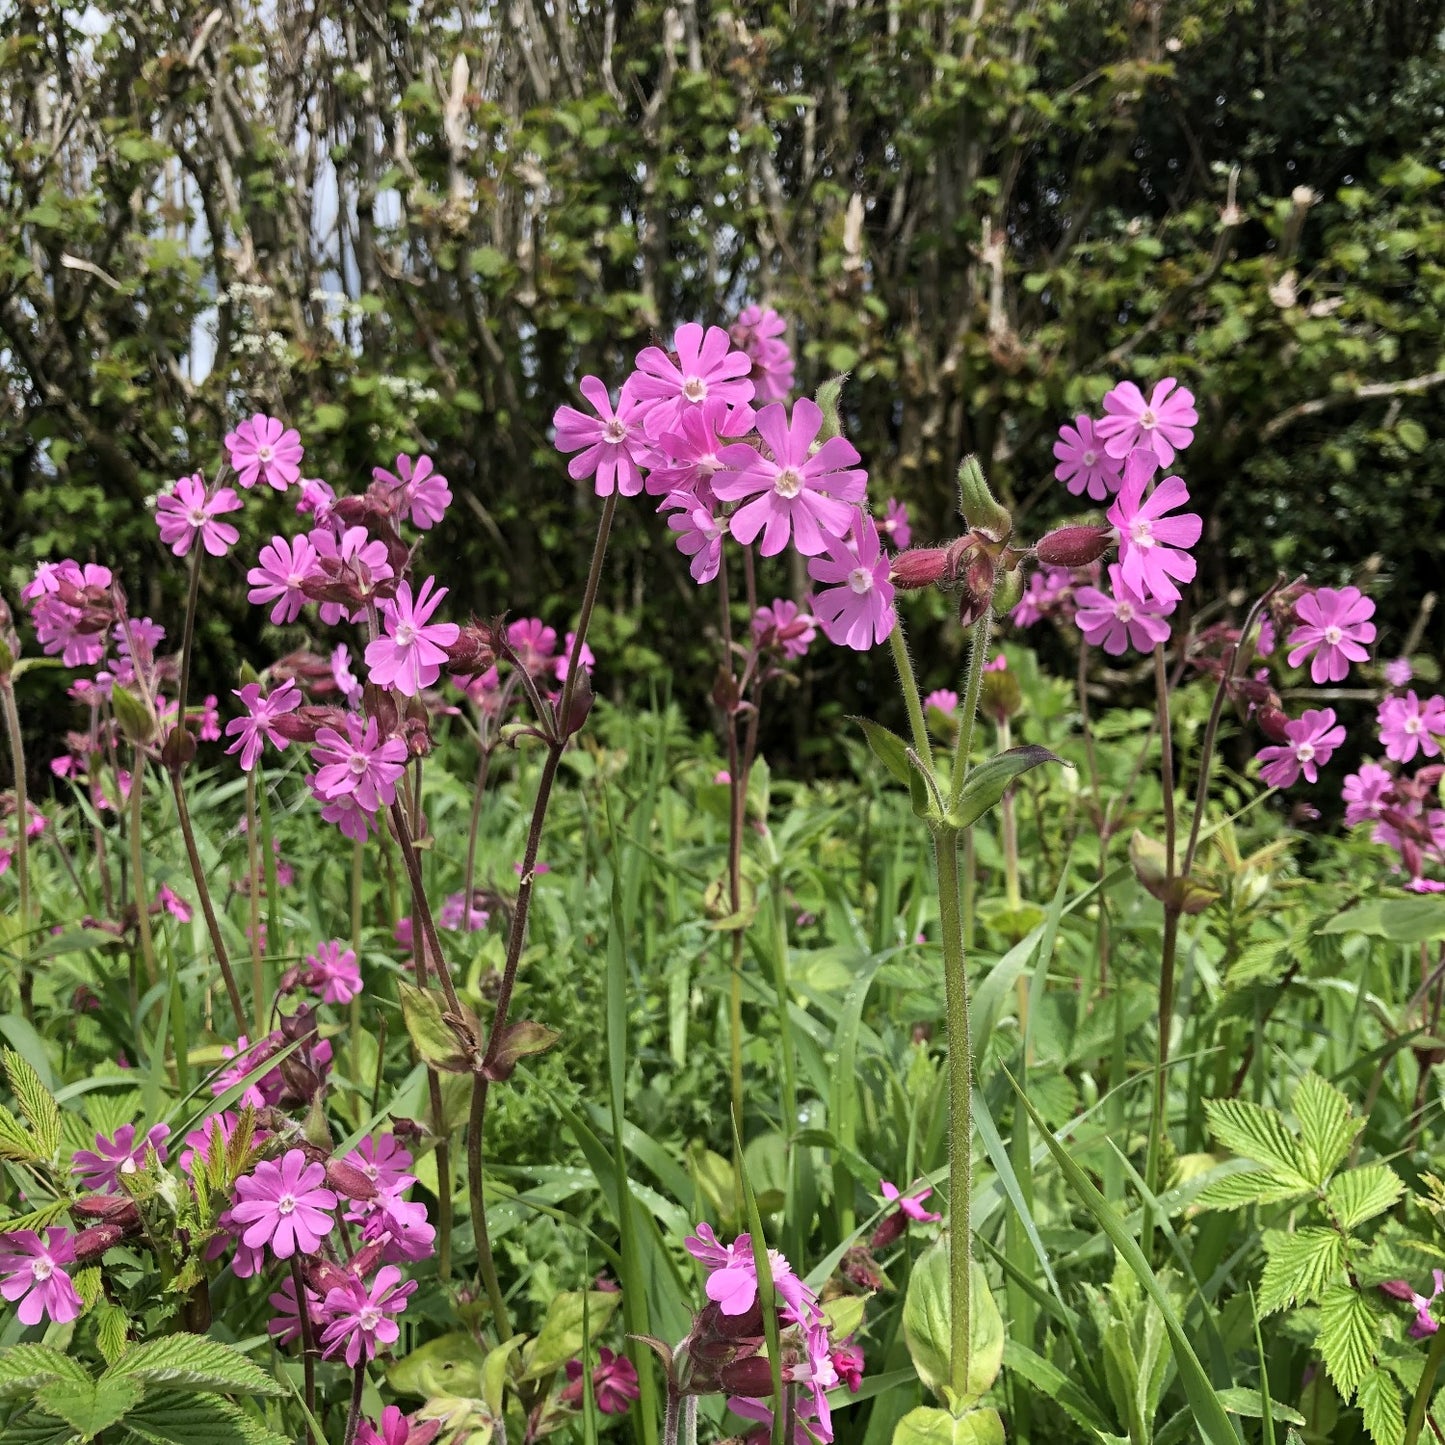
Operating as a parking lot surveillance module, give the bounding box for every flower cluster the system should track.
[551,310,896,652]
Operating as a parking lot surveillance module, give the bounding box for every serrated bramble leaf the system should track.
[0,1413,75,1445]
[1195,1167,1313,1212]
[0,1104,42,1163]
[1203,1098,1312,1187]
[95,1303,130,1366]
[0,1201,73,1235]
[121,1393,290,1445]
[1258,1227,1345,1314]
[73,1266,103,1312]
[33,1373,143,1437]
[1318,1284,1380,1399]
[1293,1074,1360,1186]
[2,1050,60,1160]
[1357,1365,1404,1445]
[1326,1164,1405,1232]
[105,1334,284,1397]
[0,1344,92,1397]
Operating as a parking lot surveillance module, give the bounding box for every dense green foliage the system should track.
[3,0,1444,711]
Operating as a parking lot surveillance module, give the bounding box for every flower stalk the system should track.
[0,677,33,1020]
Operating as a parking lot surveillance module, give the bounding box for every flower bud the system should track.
[112,684,157,745]
[447,625,497,676]
[1256,706,1292,744]
[71,1195,142,1231]
[956,455,1012,542]
[160,723,197,771]
[1034,525,1113,568]
[561,669,594,740]
[839,1245,888,1293]
[326,1158,378,1202]
[718,1354,778,1397]
[72,1223,127,1262]
[815,376,847,441]
[869,1211,908,1252]
[889,549,951,590]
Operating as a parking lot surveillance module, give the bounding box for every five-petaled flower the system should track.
[1255,708,1346,788]
[553,378,652,497]
[72,1123,171,1193]
[1106,450,1202,608]
[1378,691,1445,764]
[1097,378,1198,467]
[1285,586,1376,684]
[366,577,460,696]
[1054,416,1125,500]
[311,715,409,815]
[374,453,452,530]
[1073,564,1174,656]
[247,534,319,625]
[0,1229,82,1325]
[156,474,243,557]
[319,1264,417,1366]
[807,513,896,652]
[224,680,301,772]
[628,323,756,440]
[225,413,304,491]
[230,1149,338,1260]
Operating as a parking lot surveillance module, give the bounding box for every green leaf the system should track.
[1194,1168,1312,1211]
[1317,1285,1379,1400]
[105,1334,284,1397]
[1326,1164,1404,1231]
[0,1104,43,1163]
[520,1291,622,1380]
[1258,1228,1345,1314]
[949,747,1063,830]
[387,1332,487,1398]
[902,1242,1003,1405]
[0,1413,75,1445]
[1214,1388,1306,1426]
[121,1394,291,1445]
[852,717,911,787]
[397,981,471,1073]
[33,1374,143,1438]
[1202,1098,1312,1188]
[1000,1340,1113,1437]
[1293,1074,1359,1185]
[892,1406,1005,1445]
[95,1303,130,1366]
[1320,898,1445,945]
[1356,1365,1404,1445]
[2,1048,60,1159]
[481,1335,526,1417]
[0,1345,92,1398]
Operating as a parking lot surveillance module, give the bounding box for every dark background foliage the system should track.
[2,0,1442,760]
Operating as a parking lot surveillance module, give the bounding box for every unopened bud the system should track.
[1035,525,1113,568]
[815,376,847,441]
[160,723,197,771]
[869,1211,908,1252]
[889,549,950,590]
[1257,706,1292,744]
[326,1158,378,1202]
[72,1224,126,1262]
[991,566,1025,617]
[447,625,497,676]
[719,1355,778,1396]
[956,455,1012,541]
[111,684,157,746]
[72,1195,142,1231]
[561,669,594,740]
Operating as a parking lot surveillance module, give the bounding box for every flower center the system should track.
[1129,518,1155,548]
[257,445,274,462]
[849,567,874,596]
[348,753,369,776]
[773,467,804,499]
[1138,408,1158,430]
[120,1157,137,1175]
[602,419,627,445]
[1405,715,1422,734]
[31,1259,53,1282]
[1082,449,1098,467]
[1116,601,1135,622]
[1323,625,1343,645]
[394,623,416,647]
[1295,742,1316,764]
[359,1304,384,1331]
[681,376,708,403]
[277,1193,297,1216]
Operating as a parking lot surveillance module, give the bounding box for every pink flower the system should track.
[808,513,896,652]
[662,493,727,584]
[247,534,319,625]
[312,782,375,843]
[199,694,222,741]
[268,1274,323,1348]
[366,577,460,696]
[684,1222,819,1326]
[731,305,794,402]
[307,941,362,1004]
[157,884,192,922]
[879,498,911,550]
[713,399,868,557]
[361,1192,436,1263]
[1379,692,1445,764]
[347,1135,416,1196]
[374,454,452,530]
[832,1343,865,1393]
[295,477,337,522]
[553,378,652,497]
[230,1149,338,1259]
[752,599,817,660]
[156,474,243,557]
[880,1178,942,1223]
[319,1264,416,1366]
[1285,586,1376,684]
[1382,1273,1445,1338]
[1343,763,1394,825]
[924,689,958,717]
[357,1407,441,1445]
[224,680,301,772]
[310,526,394,625]
[311,715,408,814]
[439,893,490,932]
[71,1123,170,1192]
[554,632,595,684]
[225,413,304,491]
[0,1229,82,1325]
[629,323,756,440]
[1097,378,1198,467]
[1012,565,1075,627]
[728,1388,830,1445]
[1256,708,1345,788]
[1053,416,1125,500]
[1106,450,1202,607]
[563,1347,641,1415]
[1073,564,1174,656]
[1385,657,1414,688]
[506,618,558,678]
[331,644,362,707]
[646,399,756,500]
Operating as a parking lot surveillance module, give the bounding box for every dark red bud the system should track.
[326,1159,378,1202]
[447,625,497,675]
[562,670,594,740]
[160,724,197,771]
[1257,706,1292,744]
[302,1258,354,1296]
[839,1245,889,1293]
[696,1299,767,1343]
[1035,525,1113,568]
[869,1211,908,1251]
[719,1355,778,1396]
[72,1223,126,1262]
[403,715,433,757]
[349,1239,388,1279]
[889,548,950,590]
[72,1195,141,1230]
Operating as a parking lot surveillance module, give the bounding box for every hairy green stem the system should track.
[1404,1313,1445,1445]
[129,751,159,990]
[175,545,202,727]
[1,680,33,1020]
[949,612,994,813]
[245,771,264,1034]
[889,621,932,763]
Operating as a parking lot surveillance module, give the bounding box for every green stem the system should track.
[1,680,33,1020]
[949,611,994,814]
[1403,1308,1445,1445]
[290,1254,317,1445]
[175,545,202,729]
[129,751,159,990]
[889,621,932,764]
[935,823,973,1399]
[246,772,265,1035]
[350,837,364,1088]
